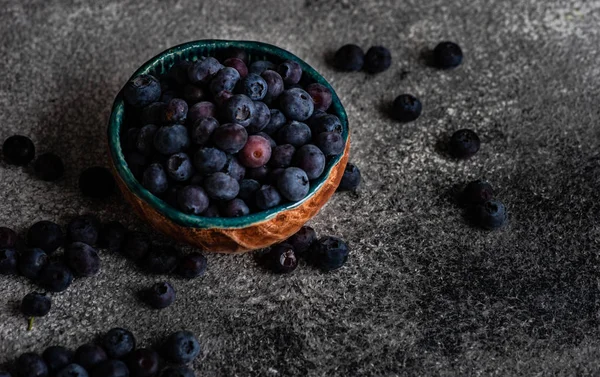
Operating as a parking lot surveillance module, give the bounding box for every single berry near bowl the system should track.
[153,124,190,155]
[286,226,317,256]
[334,44,365,71]
[143,163,169,195]
[3,135,36,166]
[266,243,298,273]
[75,344,108,371]
[177,252,207,279]
[163,98,188,124]
[34,153,65,181]
[18,248,48,279]
[392,94,422,122]
[187,56,223,84]
[64,242,100,277]
[309,236,349,271]
[161,330,201,365]
[102,327,136,359]
[471,199,507,230]
[338,163,361,192]
[449,129,480,159]
[27,220,64,254]
[364,46,392,73]
[67,214,100,245]
[142,281,176,309]
[38,262,73,292]
[461,180,494,207]
[42,346,74,375]
[433,41,463,69]
[125,349,159,377]
[21,292,51,318]
[241,73,268,101]
[16,353,49,377]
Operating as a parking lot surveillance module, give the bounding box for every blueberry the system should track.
[240,73,267,101]
[136,124,158,156]
[161,331,200,365]
[269,144,295,168]
[266,243,298,273]
[204,172,239,201]
[34,153,64,181]
[65,242,100,277]
[462,180,494,207]
[187,101,216,124]
[67,214,100,245]
[315,131,344,156]
[293,144,325,180]
[163,99,188,124]
[222,198,250,217]
[166,153,193,182]
[255,185,282,210]
[143,247,179,275]
[223,57,248,78]
[0,248,18,275]
[0,226,18,249]
[238,179,260,202]
[263,109,287,135]
[433,41,463,69]
[472,200,507,230]
[18,248,48,279]
[277,60,302,85]
[3,135,35,166]
[143,163,169,195]
[212,123,248,154]
[277,167,310,201]
[98,221,127,253]
[222,95,255,128]
[334,44,364,71]
[222,47,248,64]
[193,147,227,174]
[75,344,108,370]
[364,46,392,73]
[27,221,64,254]
[125,349,158,377]
[244,165,268,181]
[140,102,166,125]
[279,88,314,121]
[142,281,176,309]
[201,204,220,217]
[21,291,51,317]
[79,167,116,199]
[159,367,194,377]
[190,117,219,146]
[260,70,284,105]
[43,346,74,375]
[124,75,161,108]
[392,94,422,122]
[305,83,332,112]
[246,101,271,134]
[56,365,88,377]
[309,113,342,134]
[188,56,223,84]
[449,129,480,159]
[102,328,136,359]
[91,360,129,377]
[255,132,276,149]
[222,155,246,181]
[338,163,361,191]
[122,232,151,261]
[239,135,272,168]
[153,125,190,155]
[38,262,73,292]
[126,152,147,180]
[182,84,206,104]
[177,252,207,279]
[310,236,349,271]
[248,60,276,75]
[208,67,240,95]
[16,353,48,377]
[286,226,317,256]
[277,121,312,147]
[167,61,193,87]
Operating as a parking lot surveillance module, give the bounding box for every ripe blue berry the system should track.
[287,226,317,256]
[208,67,240,95]
[102,328,136,359]
[338,163,361,192]
[143,247,179,275]
[27,221,64,254]
[277,60,302,85]
[16,353,49,377]
[194,147,227,174]
[223,58,248,78]
[68,214,100,245]
[294,144,325,180]
[277,121,312,147]
[65,242,100,277]
[188,56,223,84]
[91,360,129,377]
[449,129,480,159]
[143,281,176,309]
[166,153,193,182]
[267,243,298,273]
[153,124,190,155]
[222,95,255,128]
[177,185,211,215]
[263,109,287,135]
[21,292,51,317]
[310,236,349,271]
[98,221,126,253]
[222,198,250,217]
[75,344,107,370]
[246,101,271,134]
[159,367,194,377]
[18,248,48,279]
[38,262,73,292]
[239,135,272,168]
[392,94,422,122]
[124,75,161,108]
[222,155,246,181]
[0,248,18,275]
[56,365,88,377]
[309,113,342,134]
[161,331,201,365]
[177,252,207,279]
[212,123,248,154]
[241,73,267,101]
[433,41,463,69]
[136,124,158,156]
[364,46,392,73]
[3,135,35,166]
[279,88,314,121]
[277,167,310,201]
[261,70,284,105]
[270,144,295,168]
[0,226,18,249]
[43,346,74,375]
[187,101,216,124]
[79,167,116,199]
[305,83,332,112]
[163,99,188,124]
[462,180,494,207]
[204,172,239,201]
[334,44,364,71]
[125,349,159,377]
[122,232,151,261]
[34,153,65,181]
[248,60,276,75]
[472,200,507,230]
[143,163,168,195]
[190,117,219,146]
[255,185,282,210]
[316,132,344,156]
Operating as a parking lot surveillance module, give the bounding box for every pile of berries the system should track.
[0,328,201,377]
[121,48,348,218]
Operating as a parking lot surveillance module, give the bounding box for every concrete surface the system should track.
[2,0,600,375]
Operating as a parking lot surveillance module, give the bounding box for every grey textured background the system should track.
[1,0,600,375]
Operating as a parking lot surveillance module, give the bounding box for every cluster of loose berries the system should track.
[0,328,200,377]
[120,47,357,218]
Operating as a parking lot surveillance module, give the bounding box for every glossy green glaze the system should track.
[107,40,348,229]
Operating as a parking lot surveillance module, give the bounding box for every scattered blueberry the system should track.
[188,56,223,84]
[277,60,302,85]
[277,167,310,201]
[67,214,100,245]
[248,60,276,75]
[286,226,317,256]
[433,41,463,69]
[449,129,480,159]
[123,75,161,108]
[3,135,35,166]
[153,125,190,155]
[18,248,48,279]
[38,262,73,292]
[338,163,361,192]
[222,94,255,128]
[0,248,18,275]
[392,94,422,122]
[277,121,312,147]
[27,220,64,254]
[161,331,201,365]
[255,185,282,210]
[163,99,188,124]
[79,167,116,199]
[315,131,344,156]
[122,232,151,261]
[279,88,314,121]
[16,353,49,377]
[102,328,136,359]
[21,292,51,317]
[212,123,248,154]
[239,135,272,168]
[56,365,88,377]
[472,200,507,230]
[98,221,126,253]
[462,180,494,207]
[334,44,364,71]
[34,153,65,181]
[142,281,176,309]
[143,247,179,275]
[125,349,159,377]
[310,236,349,271]
[166,153,193,182]
[43,346,74,375]
[266,243,298,273]
[75,344,108,371]
[177,252,207,279]
[143,163,169,195]
[364,46,392,73]
[91,360,129,377]
[293,144,325,180]
[204,172,240,201]
[261,70,284,105]
[65,242,100,277]
[0,226,18,249]
[190,117,219,146]
[305,83,332,112]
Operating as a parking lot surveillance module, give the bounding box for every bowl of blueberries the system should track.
[107,40,349,253]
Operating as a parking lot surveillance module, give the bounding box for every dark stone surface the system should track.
[2,0,600,375]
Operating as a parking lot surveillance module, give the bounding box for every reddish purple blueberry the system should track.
[305,83,332,112]
[239,135,272,168]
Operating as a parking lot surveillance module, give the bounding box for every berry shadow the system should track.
[434,133,453,159]
[419,47,436,68]
[376,99,397,121]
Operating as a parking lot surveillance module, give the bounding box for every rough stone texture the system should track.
[1,0,600,375]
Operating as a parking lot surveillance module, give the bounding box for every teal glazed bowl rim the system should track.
[107,39,349,229]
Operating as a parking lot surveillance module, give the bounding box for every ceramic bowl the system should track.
[107,40,349,253]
